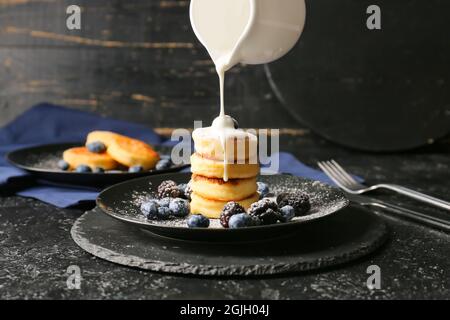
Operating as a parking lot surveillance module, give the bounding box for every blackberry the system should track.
[220,202,246,228]
[259,208,281,225]
[277,192,311,216]
[248,199,281,225]
[157,180,182,199]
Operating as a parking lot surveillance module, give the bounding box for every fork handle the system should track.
[377,184,450,211]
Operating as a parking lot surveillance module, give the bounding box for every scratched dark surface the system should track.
[1,136,449,299]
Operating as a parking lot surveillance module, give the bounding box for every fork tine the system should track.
[328,160,357,186]
[330,159,361,186]
[331,159,355,182]
[323,161,354,187]
[318,161,347,189]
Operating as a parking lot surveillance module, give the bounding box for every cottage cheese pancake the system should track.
[190,153,259,179]
[191,174,257,202]
[63,147,118,170]
[190,192,259,219]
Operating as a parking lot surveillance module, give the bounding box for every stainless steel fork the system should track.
[318,160,450,211]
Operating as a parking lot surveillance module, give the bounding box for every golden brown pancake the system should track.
[86,131,122,147]
[190,192,259,218]
[190,153,259,179]
[63,147,118,170]
[107,135,160,170]
[191,174,257,201]
[192,128,258,162]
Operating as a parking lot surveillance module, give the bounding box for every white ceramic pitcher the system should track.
[190,0,306,71]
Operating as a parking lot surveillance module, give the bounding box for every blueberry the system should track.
[93,167,105,173]
[156,158,172,171]
[57,160,70,171]
[156,206,173,220]
[140,200,159,219]
[75,165,91,173]
[257,182,270,199]
[279,205,295,222]
[169,198,190,217]
[86,141,106,153]
[228,213,254,229]
[129,165,144,173]
[187,214,210,228]
[158,197,171,208]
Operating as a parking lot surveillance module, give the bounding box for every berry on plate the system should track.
[157,180,182,198]
[257,182,270,199]
[248,199,281,225]
[157,197,171,208]
[75,165,92,173]
[156,206,172,220]
[277,192,311,216]
[129,165,144,173]
[169,198,190,217]
[93,167,105,173]
[187,214,210,228]
[86,141,107,153]
[140,200,159,219]
[155,158,172,171]
[220,201,246,228]
[279,205,295,222]
[228,213,255,229]
[57,160,70,171]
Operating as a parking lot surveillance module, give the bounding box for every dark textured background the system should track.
[0,0,449,148]
[0,0,289,130]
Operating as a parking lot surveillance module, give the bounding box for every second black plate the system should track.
[7,142,189,187]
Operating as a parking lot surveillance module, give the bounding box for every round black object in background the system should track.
[266,0,450,151]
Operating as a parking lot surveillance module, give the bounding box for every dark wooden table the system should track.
[1,133,449,300]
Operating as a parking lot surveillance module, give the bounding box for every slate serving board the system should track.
[71,205,388,276]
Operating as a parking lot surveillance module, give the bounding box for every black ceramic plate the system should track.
[97,172,349,242]
[6,142,189,187]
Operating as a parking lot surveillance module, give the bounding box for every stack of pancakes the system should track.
[190,128,260,218]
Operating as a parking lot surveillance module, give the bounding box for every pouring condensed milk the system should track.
[190,0,306,182]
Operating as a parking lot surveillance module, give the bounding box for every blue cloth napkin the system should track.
[1,103,352,208]
[0,103,163,207]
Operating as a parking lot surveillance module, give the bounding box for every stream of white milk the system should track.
[191,0,254,181]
